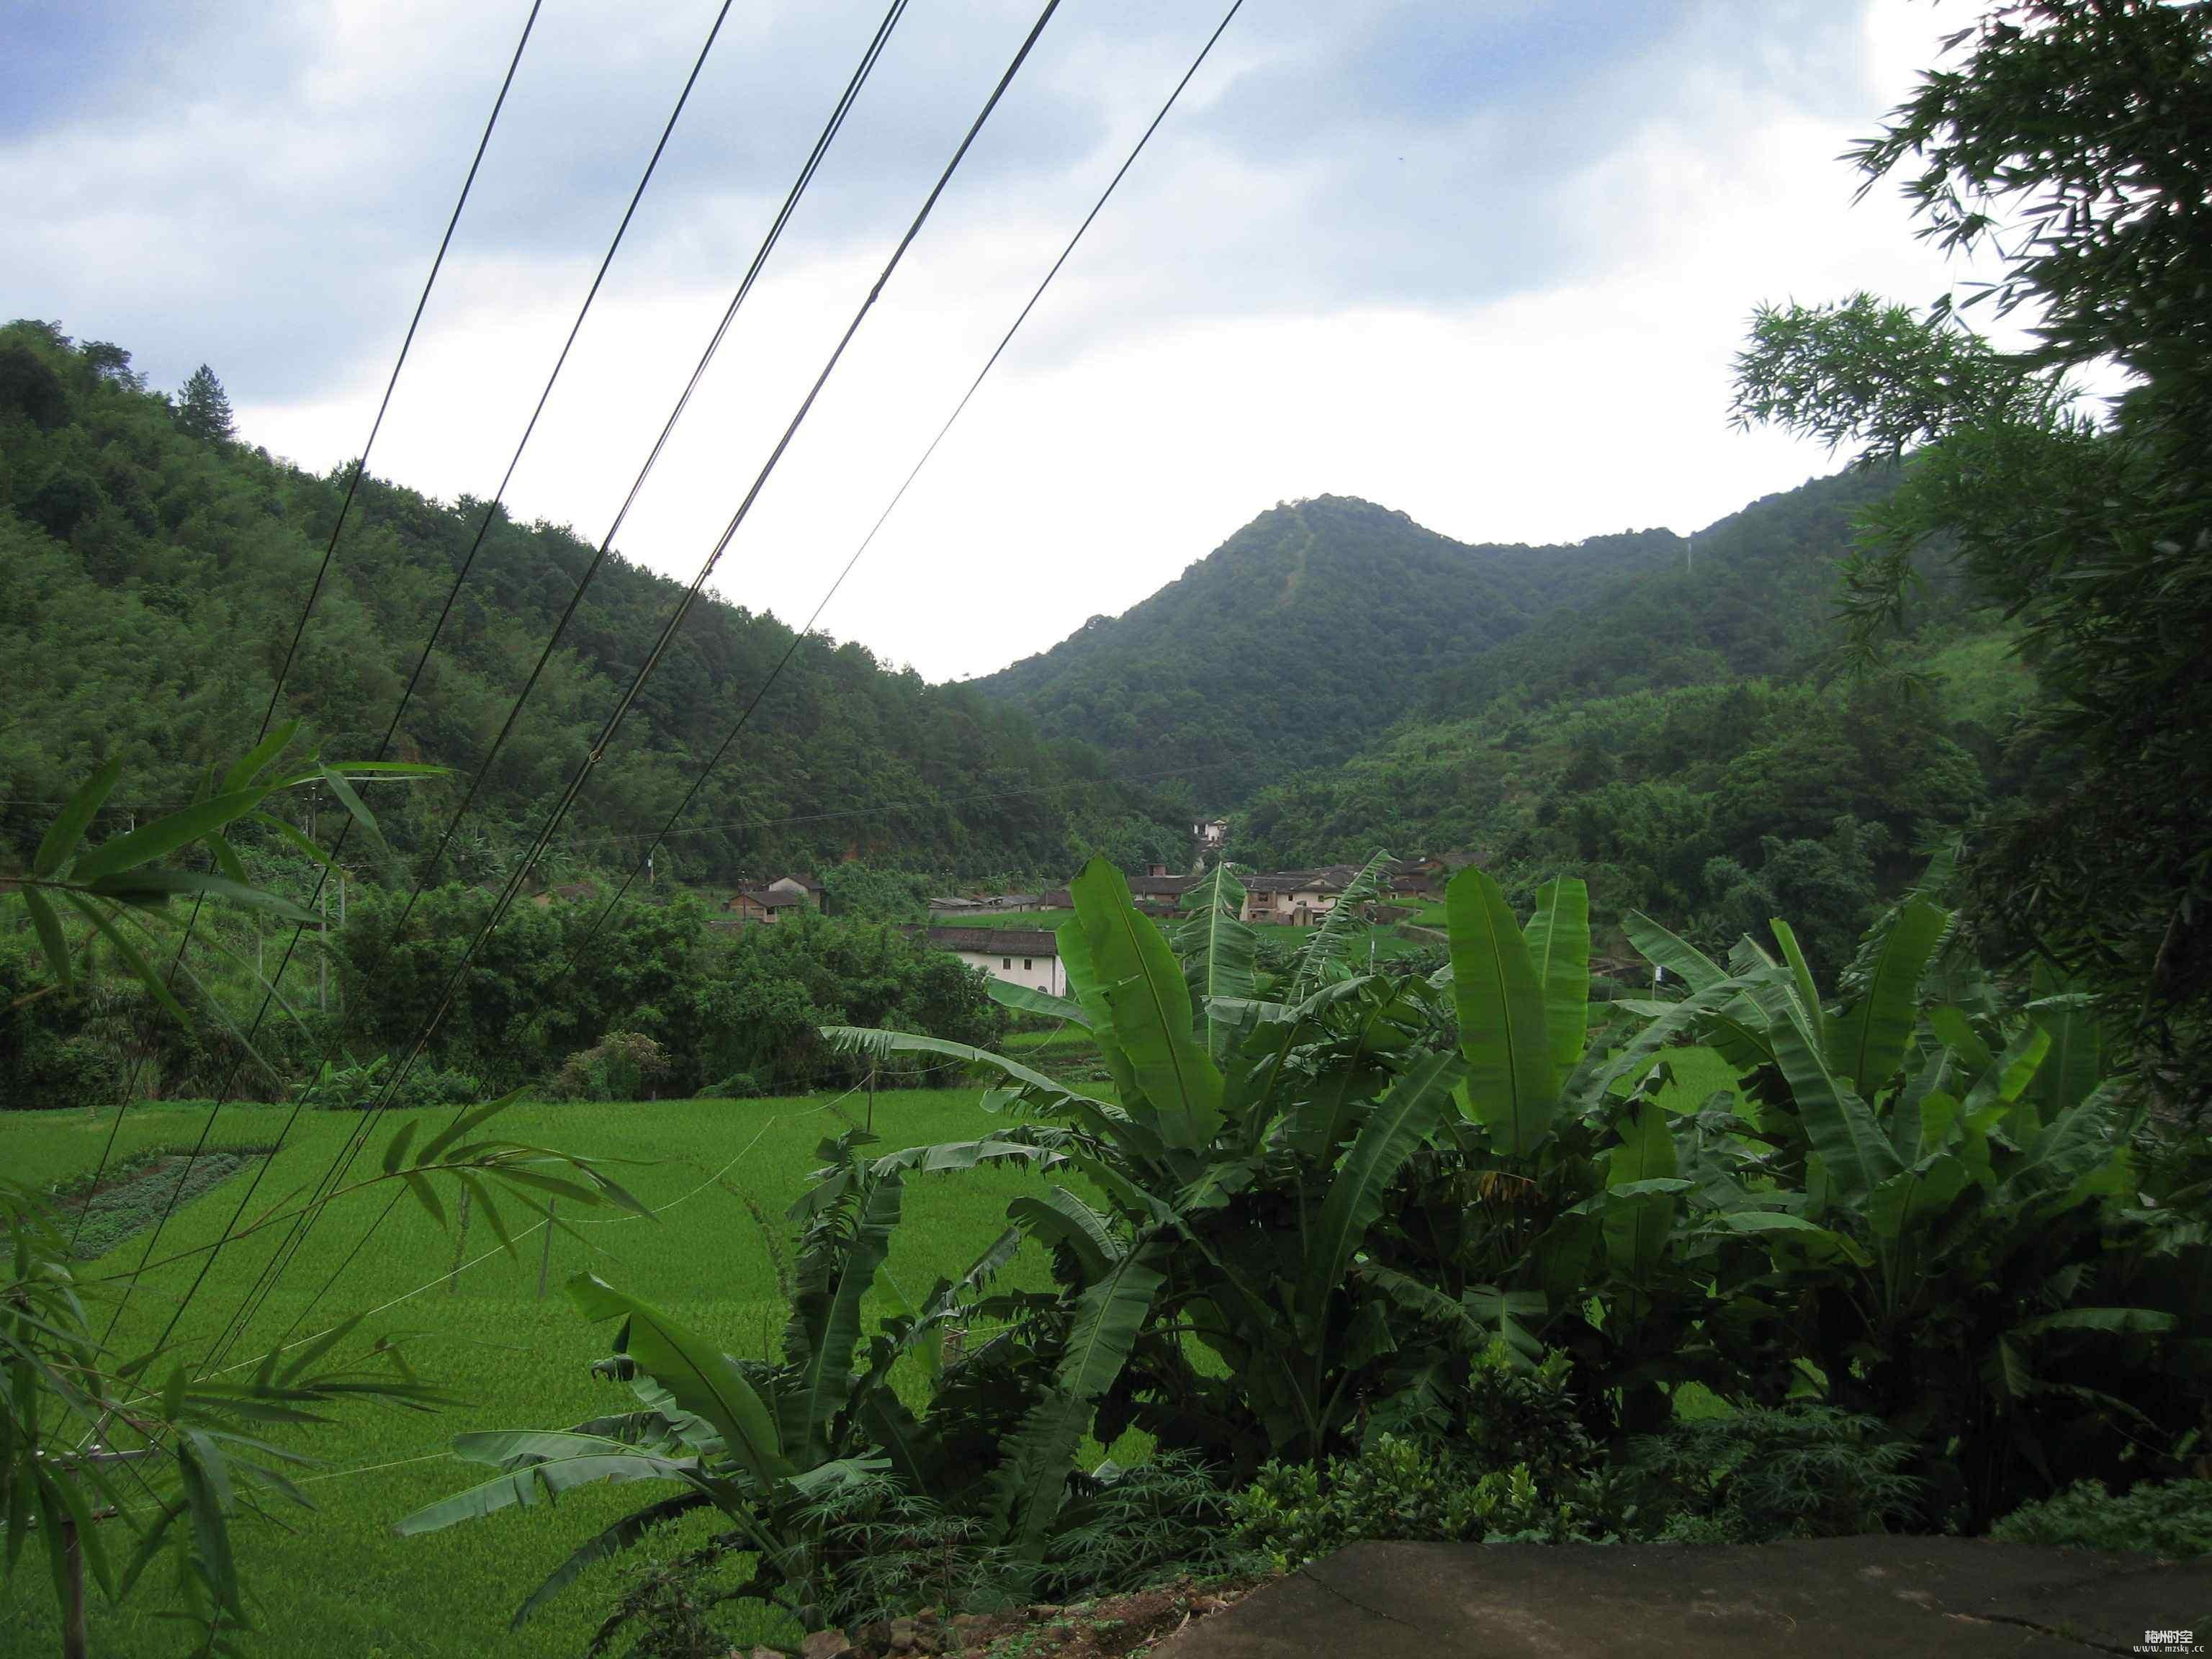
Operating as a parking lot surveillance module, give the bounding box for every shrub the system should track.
[1992,1480,2212,1557]
[1231,1345,1616,1571]
[1629,1406,1921,1543]
[294,1056,485,1112]
[548,1032,669,1102]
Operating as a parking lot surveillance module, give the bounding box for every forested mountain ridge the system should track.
[0,322,1189,887]
[1233,467,2029,973]
[974,493,1685,801]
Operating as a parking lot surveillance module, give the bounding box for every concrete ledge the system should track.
[1159,1536,2212,1658]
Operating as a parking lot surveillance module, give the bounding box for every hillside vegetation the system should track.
[0,322,1189,889]
[974,493,1683,799]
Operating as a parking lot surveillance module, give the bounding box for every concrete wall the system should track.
[956,948,1066,997]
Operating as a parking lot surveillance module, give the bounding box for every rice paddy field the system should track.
[2,1087,1056,1658]
[2,1043,1743,1657]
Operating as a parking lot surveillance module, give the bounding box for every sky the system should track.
[2,0,2013,683]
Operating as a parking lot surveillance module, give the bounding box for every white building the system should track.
[926,926,1066,997]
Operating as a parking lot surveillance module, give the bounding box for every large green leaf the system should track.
[1622,911,1727,993]
[1174,863,1254,1061]
[32,755,122,877]
[1768,917,1828,1066]
[984,980,1091,1027]
[1828,897,1948,1100]
[1290,852,1391,992]
[1071,858,1223,1151]
[1602,1102,1678,1285]
[20,888,72,992]
[1521,877,1590,1089]
[506,1491,711,1629]
[1297,1051,1462,1336]
[821,1028,1094,1106]
[1961,1024,2051,1134]
[1056,913,1137,1100]
[1007,1187,1123,1284]
[781,1169,903,1462]
[1447,867,1556,1156]
[1746,971,1898,1200]
[565,1275,786,1486]
[393,1440,701,1535]
[69,787,270,882]
[2028,966,2102,1119]
[990,1249,1165,1563]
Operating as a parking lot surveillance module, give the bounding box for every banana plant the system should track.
[1627,891,2188,1525]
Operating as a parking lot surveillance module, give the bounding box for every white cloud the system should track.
[7,0,2011,683]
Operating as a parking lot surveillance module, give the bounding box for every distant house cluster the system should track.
[919,854,1462,994]
[719,873,823,926]
[1238,855,1450,925]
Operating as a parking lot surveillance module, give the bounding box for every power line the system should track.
[125,0,760,1379]
[565,0,1247,964]
[75,0,544,1325]
[232,0,1071,1367]
[185,0,914,1380]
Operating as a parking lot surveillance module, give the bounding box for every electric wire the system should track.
[564,0,1248,970]
[124,0,791,1385]
[182,0,916,1379]
[73,0,545,1346]
[206,0,1066,1370]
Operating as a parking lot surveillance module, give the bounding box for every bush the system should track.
[1629,1407,1921,1543]
[1992,1480,2212,1557]
[1231,1345,1616,1570]
[548,1032,669,1102]
[294,1056,485,1112]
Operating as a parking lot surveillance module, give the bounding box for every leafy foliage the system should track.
[0,321,1187,889]
[1731,1,2212,1064]
[1992,1480,2212,1557]
[1629,1408,1920,1543]
[414,851,2204,1639]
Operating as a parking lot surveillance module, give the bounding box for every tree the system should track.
[175,363,234,441]
[1731,0,2212,1070]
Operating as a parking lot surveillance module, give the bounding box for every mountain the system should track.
[973,495,1683,803]
[1229,469,2029,973]
[0,321,1187,886]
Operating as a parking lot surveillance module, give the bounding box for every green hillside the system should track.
[973,493,1683,801]
[0,322,1187,886]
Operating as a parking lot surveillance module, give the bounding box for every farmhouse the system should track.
[1128,866,1200,914]
[720,872,824,925]
[925,926,1066,997]
[1241,868,1351,925]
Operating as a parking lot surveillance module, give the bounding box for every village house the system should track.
[1240,868,1351,925]
[1192,817,1228,849]
[721,873,822,926]
[1128,866,1199,915]
[925,926,1066,997]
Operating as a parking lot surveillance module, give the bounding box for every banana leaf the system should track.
[1827,897,1948,1100]
[1447,867,1556,1156]
[1071,858,1223,1151]
[1521,877,1589,1090]
[1297,1051,1462,1336]
[566,1275,786,1488]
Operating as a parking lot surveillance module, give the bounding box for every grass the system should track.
[1,1087,1053,1659]
[3,1032,1748,1656]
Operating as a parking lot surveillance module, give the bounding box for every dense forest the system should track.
[0,321,1192,891]
[974,493,1684,799]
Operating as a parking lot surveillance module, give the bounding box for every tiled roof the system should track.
[925,926,1059,956]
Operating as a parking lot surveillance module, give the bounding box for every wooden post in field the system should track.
[60,1513,87,1659]
[866,1064,876,1135]
[537,1199,556,1300]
